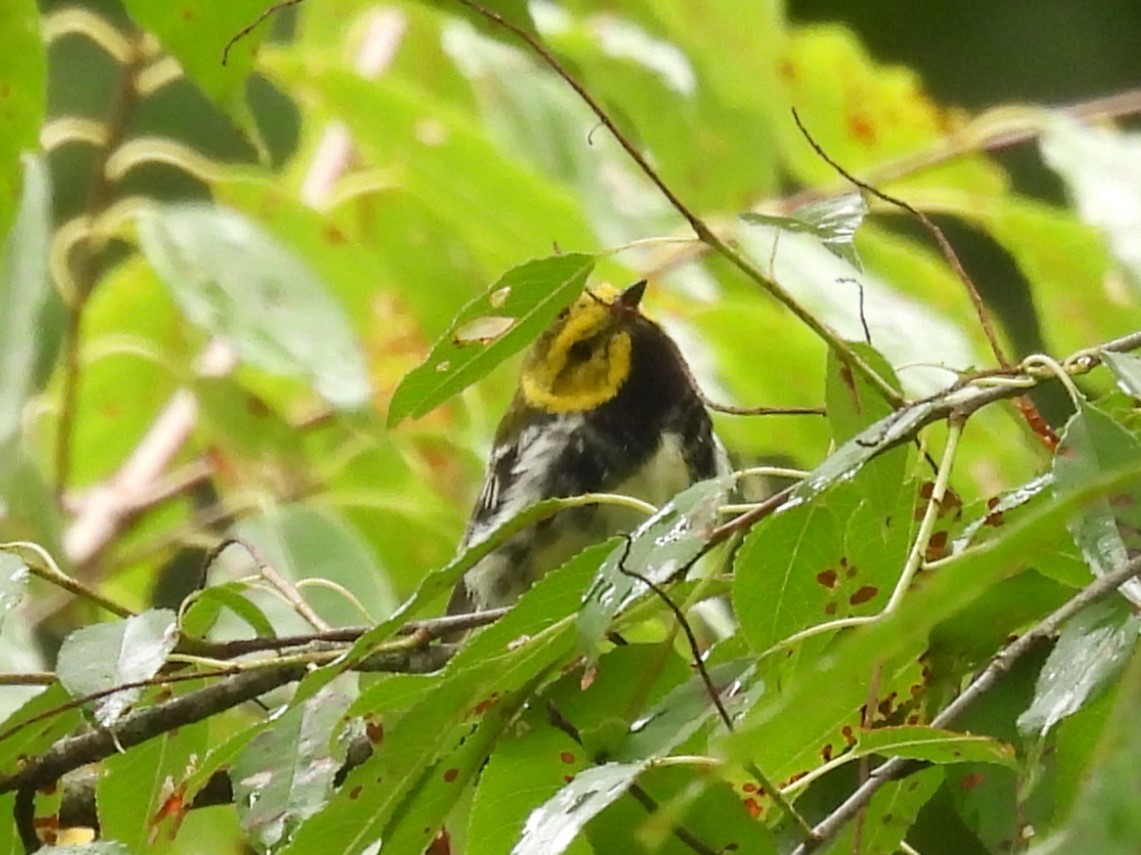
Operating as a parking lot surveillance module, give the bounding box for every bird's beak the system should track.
[619,280,647,310]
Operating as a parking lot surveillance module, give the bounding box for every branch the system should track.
[790,108,1011,370]
[452,0,903,408]
[710,328,1141,544]
[789,551,1141,855]
[0,642,454,798]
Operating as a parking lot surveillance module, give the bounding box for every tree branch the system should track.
[789,551,1141,855]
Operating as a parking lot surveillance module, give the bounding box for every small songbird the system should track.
[447,280,729,616]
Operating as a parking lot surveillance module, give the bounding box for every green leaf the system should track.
[851,725,1016,768]
[821,766,943,855]
[468,713,590,855]
[0,155,53,447]
[1052,403,1141,605]
[56,609,179,726]
[120,0,271,142]
[0,1,45,242]
[718,457,1141,778]
[0,684,83,779]
[1040,117,1141,287]
[1027,644,1141,855]
[181,581,277,640]
[615,659,754,763]
[1102,351,1141,399]
[97,712,210,852]
[577,475,732,659]
[734,480,914,659]
[282,614,573,854]
[232,677,355,851]
[741,193,869,270]
[138,204,371,410]
[825,342,908,515]
[513,760,651,855]
[380,676,542,855]
[1017,598,1140,738]
[387,253,595,426]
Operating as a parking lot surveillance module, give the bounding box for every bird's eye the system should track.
[568,339,593,362]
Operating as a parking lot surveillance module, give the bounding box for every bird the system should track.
[446,279,730,617]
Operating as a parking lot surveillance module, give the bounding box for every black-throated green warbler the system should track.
[447,280,729,615]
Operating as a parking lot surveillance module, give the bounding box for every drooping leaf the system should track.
[180,582,277,641]
[511,760,651,855]
[821,766,943,855]
[138,204,371,410]
[849,725,1017,768]
[578,475,732,659]
[1017,598,1140,738]
[387,253,595,426]
[1101,351,1141,399]
[1052,403,1141,606]
[56,609,179,726]
[0,155,52,447]
[232,678,355,851]
[741,192,869,269]
[1027,644,1141,855]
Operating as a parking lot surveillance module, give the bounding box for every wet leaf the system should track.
[741,192,869,269]
[387,253,594,426]
[232,678,354,850]
[57,609,179,726]
[1101,351,1141,399]
[1017,598,1140,738]
[511,760,651,855]
[577,475,732,659]
[822,766,943,855]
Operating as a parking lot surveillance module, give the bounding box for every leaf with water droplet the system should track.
[617,658,755,762]
[511,760,651,855]
[1017,597,1141,737]
[577,475,732,659]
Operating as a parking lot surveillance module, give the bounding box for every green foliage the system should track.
[0,2,1140,855]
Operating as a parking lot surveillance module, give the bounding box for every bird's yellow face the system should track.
[519,282,642,414]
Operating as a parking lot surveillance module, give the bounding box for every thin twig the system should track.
[614,539,816,840]
[545,702,721,855]
[789,551,1141,855]
[790,108,1011,370]
[781,88,1141,213]
[452,0,903,408]
[221,0,305,65]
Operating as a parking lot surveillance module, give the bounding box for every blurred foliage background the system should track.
[1,0,1140,853]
